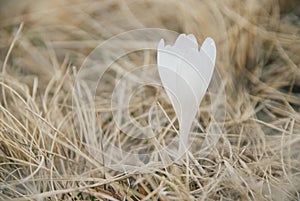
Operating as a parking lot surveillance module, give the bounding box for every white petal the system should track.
[158,38,165,49]
[200,37,216,66]
[173,34,198,51]
[187,34,198,46]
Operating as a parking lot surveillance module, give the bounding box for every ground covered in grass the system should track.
[0,0,300,200]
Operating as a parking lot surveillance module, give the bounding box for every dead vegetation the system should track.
[0,0,300,200]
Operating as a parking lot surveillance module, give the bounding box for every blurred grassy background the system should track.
[0,0,299,200]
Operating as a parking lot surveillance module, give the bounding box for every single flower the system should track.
[157,34,216,157]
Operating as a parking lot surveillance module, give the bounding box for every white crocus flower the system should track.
[157,34,216,157]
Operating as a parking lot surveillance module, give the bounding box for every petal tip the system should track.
[201,37,216,63]
[174,34,198,50]
[174,34,186,44]
[187,34,198,45]
[158,39,165,49]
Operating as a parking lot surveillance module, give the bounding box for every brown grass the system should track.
[0,0,300,200]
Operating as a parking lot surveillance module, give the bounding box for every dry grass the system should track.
[0,0,300,200]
